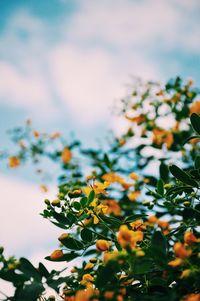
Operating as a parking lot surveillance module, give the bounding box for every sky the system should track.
[0,0,200,287]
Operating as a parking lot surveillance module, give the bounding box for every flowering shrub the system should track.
[0,77,200,301]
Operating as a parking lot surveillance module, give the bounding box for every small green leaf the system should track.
[190,113,200,134]
[195,156,200,169]
[87,190,95,205]
[19,258,41,282]
[73,201,81,211]
[156,179,164,196]
[169,165,198,188]
[159,163,169,182]
[80,197,88,208]
[81,228,93,242]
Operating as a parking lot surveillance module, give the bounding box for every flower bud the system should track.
[96,240,110,252]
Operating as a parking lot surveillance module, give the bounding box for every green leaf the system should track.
[87,190,95,205]
[195,156,200,169]
[60,236,84,250]
[151,231,167,254]
[52,211,70,225]
[190,113,200,134]
[80,197,88,208]
[124,214,147,223]
[38,262,50,278]
[45,252,80,262]
[73,201,81,211]
[156,179,164,196]
[159,163,169,182]
[81,228,93,242]
[169,165,198,188]
[19,258,41,282]
[15,282,44,301]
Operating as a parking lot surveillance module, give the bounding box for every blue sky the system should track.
[0,0,200,275]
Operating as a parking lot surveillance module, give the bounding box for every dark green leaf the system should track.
[81,228,93,242]
[157,179,164,196]
[195,156,200,169]
[169,165,198,188]
[73,201,81,211]
[80,197,88,208]
[60,236,84,250]
[190,113,200,134]
[159,163,169,182]
[19,258,41,282]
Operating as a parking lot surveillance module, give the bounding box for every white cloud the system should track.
[0,0,199,127]
[0,175,60,256]
[49,45,159,126]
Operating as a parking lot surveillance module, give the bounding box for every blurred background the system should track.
[0,0,200,275]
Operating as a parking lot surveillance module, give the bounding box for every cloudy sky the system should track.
[0,0,200,279]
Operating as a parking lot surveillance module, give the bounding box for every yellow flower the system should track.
[50,249,64,260]
[96,240,110,252]
[8,156,20,168]
[84,262,94,270]
[82,274,94,282]
[117,225,143,248]
[130,219,146,231]
[61,147,72,164]
[173,242,192,259]
[83,181,110,195]
[129,172,139,181]
[103,250,119,263]
[128,190,141,201]
[102,173,132,190]
[190,100,200,115]
[102,199,121,216]
[168,257,183,267]
[184,231,200,245]
[152,128,174,149]
[180,269,192,279]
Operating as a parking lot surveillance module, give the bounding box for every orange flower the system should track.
[102,200,121,216]
[104,291,114,299]
[40,184,48,193]
[96,240,110,252]
[184,231,200,245]
[129,172,139,181]
[182,294,200,301]
[84,262,94,270]
[103,251,119,263]
[125,114,145,124]
[75,287,95,301]
[130,219,146,231]
[190,100,200,115]
[102,173,132,190]
[82,274,94,282]
[152,128,174,149]
[168,257,183,267]
[61,147,72,164]
[148,215,158,224]
[33,130,40,137]
[8,156,20,168]
[180,269,192,279]
[50,132,60,139]
[173,242,192,259]
[50,249,64,260]
[128,190,141,201]
[117,225,143,248]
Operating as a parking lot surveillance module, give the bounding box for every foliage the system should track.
[0,77,200,301]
